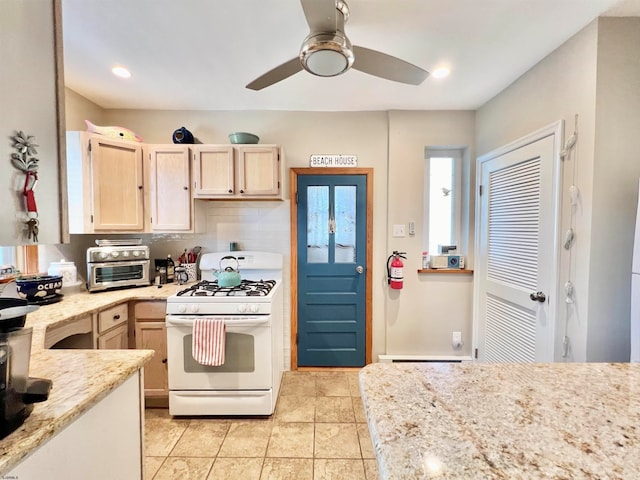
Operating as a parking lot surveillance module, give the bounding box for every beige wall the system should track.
[57,16,638,364]
[64,88,105,131]
[477,20,599,362]
[588,17,640,360]
[1,1,61,246]
[477,18,640,362]
[55,97,479,364]
[385,110,476,357]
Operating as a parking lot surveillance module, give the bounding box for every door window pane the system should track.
[334,186,356,263]
[307,186,329,263]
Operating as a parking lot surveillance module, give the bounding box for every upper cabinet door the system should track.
[237,146,280,196]
[149,146,191,231]
[90,136,144,231]
[192,146,235,197]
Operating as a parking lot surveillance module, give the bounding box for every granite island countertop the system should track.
[0,283,183,474]
[360,362,640,479]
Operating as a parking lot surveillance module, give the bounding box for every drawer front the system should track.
[134,301,166,320]
[98,303,129,333]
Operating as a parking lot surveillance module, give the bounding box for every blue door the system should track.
[297,174,367,367]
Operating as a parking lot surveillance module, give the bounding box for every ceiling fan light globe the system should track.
[300,33,354,77]
[305,50,348,77]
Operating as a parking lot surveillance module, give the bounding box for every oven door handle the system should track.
[166,316,270,327]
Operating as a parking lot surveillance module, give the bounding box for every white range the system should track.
[165,251,283,415]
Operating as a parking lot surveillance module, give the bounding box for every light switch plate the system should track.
[408,221,415,236]
[393,224,406,237]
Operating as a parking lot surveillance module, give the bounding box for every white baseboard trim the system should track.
[377,354,474,363]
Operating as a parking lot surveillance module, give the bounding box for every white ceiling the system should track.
[61,0,640,112]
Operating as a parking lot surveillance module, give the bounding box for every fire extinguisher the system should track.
[387,251,406,290]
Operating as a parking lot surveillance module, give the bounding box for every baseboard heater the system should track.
[378,354,473,363]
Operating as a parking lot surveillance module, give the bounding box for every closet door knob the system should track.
[529,291,546,303]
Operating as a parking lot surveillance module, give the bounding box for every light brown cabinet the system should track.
[237,146,281,196]
[97,323,128,349]
[192,146,234,196]
[96,303,129,350]
[148,145,192,231]
[193,145,281,199]
[133,301,168,398]
[67,136,282,233]
[67,132,144,233]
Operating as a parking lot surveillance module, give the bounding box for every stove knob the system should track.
[238,304,247,313]
[99,252,108,259]
[111,251,120,258]
[250,304,259,313]
[122,251,130,258]
[132,250,140,257]
[177,304,186,314]
[189,304,200,314]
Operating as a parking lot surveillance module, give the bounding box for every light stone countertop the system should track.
[25,283,183,352]
[359,362,640,479]
[0,283,183,474]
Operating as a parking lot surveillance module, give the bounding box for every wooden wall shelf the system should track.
[417,269,474,274]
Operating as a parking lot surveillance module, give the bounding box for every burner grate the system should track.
[177,279,275,297]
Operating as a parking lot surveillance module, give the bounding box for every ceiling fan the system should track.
[246,0,429,90]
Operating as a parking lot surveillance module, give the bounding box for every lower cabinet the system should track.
[98,323,128,349]
[95,303,129,349]
[133,301,168,398]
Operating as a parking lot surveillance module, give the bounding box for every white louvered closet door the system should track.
[477,132,558,363]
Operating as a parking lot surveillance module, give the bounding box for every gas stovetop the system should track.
[176,279,276,298]
[166,279,280,315]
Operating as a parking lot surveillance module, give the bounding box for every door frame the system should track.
[473,120,564,361]
[290,168,374,370]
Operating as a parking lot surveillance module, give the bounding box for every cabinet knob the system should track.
[138,185,143,190]
[183,186,188,190]
[162,358,168,364]
[228,189,233,194]
[240,189,244,194]
[113,314,120,320]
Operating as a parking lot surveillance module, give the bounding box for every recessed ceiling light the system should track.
[432,67,450,79]
[111,66,131,79]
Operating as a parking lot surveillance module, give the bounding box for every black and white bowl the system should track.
[16,275,63,303]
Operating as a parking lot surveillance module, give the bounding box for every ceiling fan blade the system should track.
[300,0,337,33]
[246,57,303,91]
[352,46,429,85]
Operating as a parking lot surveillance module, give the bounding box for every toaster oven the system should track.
[86,241,150,292]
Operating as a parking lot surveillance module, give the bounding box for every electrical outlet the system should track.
[452,331,463,349]
[392,224,406,237]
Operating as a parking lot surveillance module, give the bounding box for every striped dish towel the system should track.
[192,318,226,366]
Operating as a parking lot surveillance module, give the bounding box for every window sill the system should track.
[417,268,474,274]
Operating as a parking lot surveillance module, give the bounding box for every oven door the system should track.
[88,260,149,291]
[166,315,272,390]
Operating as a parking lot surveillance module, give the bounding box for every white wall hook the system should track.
[563,228,575,250]
[569,185,580,206]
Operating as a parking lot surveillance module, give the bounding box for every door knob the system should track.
[356,265,364,274]
[530,291,546,302]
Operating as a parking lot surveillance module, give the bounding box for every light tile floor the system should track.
[145,371,379,480]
